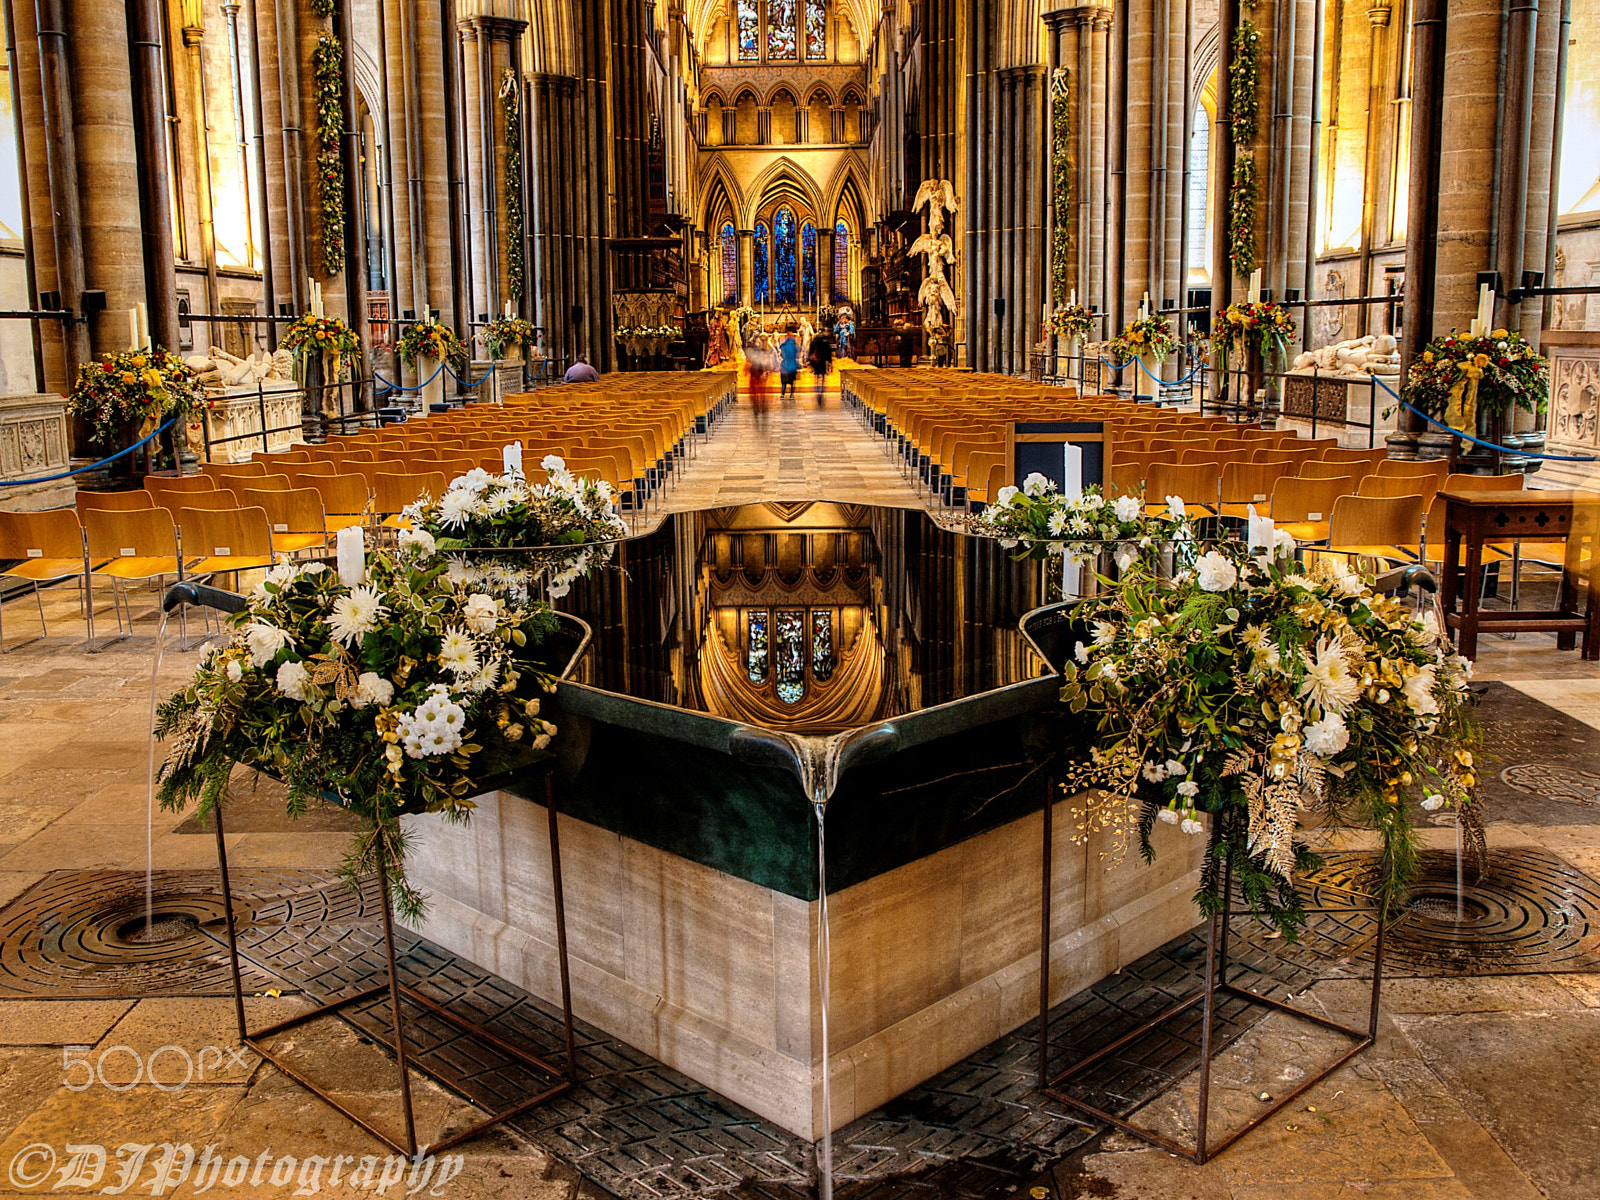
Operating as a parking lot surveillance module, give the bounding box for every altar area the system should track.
[400,501,1205,1138]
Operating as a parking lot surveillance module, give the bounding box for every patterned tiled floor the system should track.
[663,373,925,512]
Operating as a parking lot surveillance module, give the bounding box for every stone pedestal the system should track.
[418,355,445,409]
[1132,351,1159,402]
[1536,332,1600,489]
[401,791,1205,1141]
[473,358,524,405]
[187,382,305,463]
[0,394,73,509]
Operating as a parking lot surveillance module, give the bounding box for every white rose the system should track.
[1166,495,1187,522]
[1022,472,1051,497]
[398,527,437,557]
[1421,794,1445,812]
[1114,543,1138,572]
[350,671,395,710]
[995,485,1020,507]
[1303,711,1350,757]
[224,659,243,683]
[1273,528,1297,558]
[243,622,291,667]
[1194,551,1239,593]
[1114,495,1142,523]
[1403,667,1440,716]
[463,593,499,634]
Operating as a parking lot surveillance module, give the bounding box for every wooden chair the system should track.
[240,487,331,556]
[303,474,372,532]
[152,488,242,514]
[245,473,296,492]
[0,508,94,651]
[374,471,448,524]
[1299,458,1377,486]
[1374,458,1451,487]
[201,461,269,486]
[1269,475,1356,545]
[76,490,155,515]
[1145,461,1223,517]
[1323,493,1425,565]
[144,476,217,510]
[1219,461,1294,520]
[82,506,184,645]
[177,506,276,578]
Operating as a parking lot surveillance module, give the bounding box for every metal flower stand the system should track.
[208,770,578,1156]
[1037,805,1386,1163]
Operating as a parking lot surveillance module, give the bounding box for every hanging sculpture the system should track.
[909,179,959,353]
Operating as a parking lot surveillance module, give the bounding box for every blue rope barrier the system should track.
[374,360,496,394]
[1369,375,1598,463]
[0,418,178,486]
[1094,355,1205,387]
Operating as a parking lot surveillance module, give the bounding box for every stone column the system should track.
[818,225,834,307]
[458,20,487,324]
[1088,10,1111,328]
[1433,0,1500,334]
[739,228,753,304]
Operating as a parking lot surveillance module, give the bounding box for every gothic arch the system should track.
[745,156,826,226]
[698,156,747,231]
[821,155,868,229]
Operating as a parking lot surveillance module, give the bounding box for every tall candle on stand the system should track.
[1247,269,1262,305]
[129,307,140,351]
[137,302,149,350]
[502,441,523,475]
[1246,504,1276,554]
[336,525,366,588]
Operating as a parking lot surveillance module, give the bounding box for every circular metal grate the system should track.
[0,869,357,998]
[1500,762,1600,807]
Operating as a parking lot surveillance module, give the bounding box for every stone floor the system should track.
[0,375,1596,1199]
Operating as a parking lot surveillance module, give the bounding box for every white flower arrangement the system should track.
[1058,538,1482,938]
[156,552,564,918]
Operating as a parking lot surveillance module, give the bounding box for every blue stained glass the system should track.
[811,610,833,680]
[720,223,738,305]
[737,0,759,60]
[753,223,770,303]
[775,208,797,304]
[768,0,797,59]
[801,222,817,303]
[832,220,849,301]
[804,0,826,59]
[747,611,769,682]
[775,610,804,704]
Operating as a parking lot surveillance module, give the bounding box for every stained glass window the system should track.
[720,222,738,306]
[747,611,768,682]
[804,0,826,59]
[811,610,833,680]
[767,0,797,59]
[832,220,849,301]
[775,610,805,704]
[737,0,759,60]
[774,207,797,305]
[753,223,770,303]
[801,222,817,304]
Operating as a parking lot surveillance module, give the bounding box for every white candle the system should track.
[1069,288,1076,307]
[1061,552,1082,601]
[1248,269,1262,305]
[502,441,523,475]
[336,525,365,588]
[137,302,149,350]
[1062,443,1083,502]
[129,307,139,351]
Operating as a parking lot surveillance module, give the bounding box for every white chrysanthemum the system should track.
[1299,637,1361,714]
[437,626,480,677]
[275,660,313,702]
[350,671,395,710]
[1303,710,1350,757]
[243,622,292,667]
[1067,514,1091,536]
[1194,550,1239,593]
[1091,620,1116,648]
[462,593,499,634]
[995,485,1020,507]
[398,527,437,557]
[483,487,518,515]
[1402,665,1440,716]
[1324,557,1367,598]
[1114,494,1142,523]
[327,586,386,647]
[438,490,476,530]
[471,657,501,693]
[1022,472,1052,497]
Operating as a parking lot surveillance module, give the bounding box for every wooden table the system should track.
[1438,488,1600,660]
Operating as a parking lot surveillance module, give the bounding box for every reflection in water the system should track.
[558,501,1051,734]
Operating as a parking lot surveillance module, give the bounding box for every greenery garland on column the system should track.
[1227,17,1262,276]
[312,34,346,276]
[500,69,524,307]
[1050,66,1072,308]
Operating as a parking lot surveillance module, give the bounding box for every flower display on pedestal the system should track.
[1111,312,1179,364]
[397,319,467,373]
[1045,304,1094,342]
[1403,328,1548,434]
[67,348,206,449]
[156,550,562,917]
[281,312,361,380]
[484,316,539,361]
[1213,300,1297,372]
